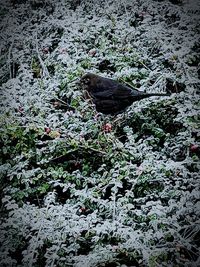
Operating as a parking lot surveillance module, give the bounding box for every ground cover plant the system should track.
[0,0,200,266]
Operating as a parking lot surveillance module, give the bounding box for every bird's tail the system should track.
[145,93,170,97]
[132,92,170,101]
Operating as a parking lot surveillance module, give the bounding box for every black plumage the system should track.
[80,73,169,115]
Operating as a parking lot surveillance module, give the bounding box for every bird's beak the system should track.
[68,77,81,86]
[70,77,79,83]
[79,77,85,85]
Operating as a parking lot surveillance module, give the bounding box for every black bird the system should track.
[80,73,169,115]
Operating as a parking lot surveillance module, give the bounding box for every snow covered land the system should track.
[0,0,199,266]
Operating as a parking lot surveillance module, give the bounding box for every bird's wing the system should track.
[91,89,116,99]
[92,80,139,100]
[113,84,141,99]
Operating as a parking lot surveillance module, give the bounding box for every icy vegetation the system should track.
[0,0,200,266]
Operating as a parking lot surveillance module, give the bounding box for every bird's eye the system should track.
[83,78,90,84]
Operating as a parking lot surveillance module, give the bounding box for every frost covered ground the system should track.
[0,0,200,266]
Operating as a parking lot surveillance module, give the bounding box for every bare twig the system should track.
[35,31,49,78]
[46,143,107,164]
[79,145,107,155]
[48,97,76,112]
[8,38,14,79]
[54,97,71,106]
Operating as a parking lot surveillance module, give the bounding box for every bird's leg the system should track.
[113,110,128,125]
[112,114,124,129]
[124,109,129,121]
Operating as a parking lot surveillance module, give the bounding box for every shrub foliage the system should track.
[0,0,199,266]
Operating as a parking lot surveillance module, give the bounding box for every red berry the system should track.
[190,144,199,153]
[88,49,96,56]
[102,123,112,133]
[45,127,51,134]
[18,106,24,113]
[60,48,67,53]
[74,161,81,168]
[42,47,49,53]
